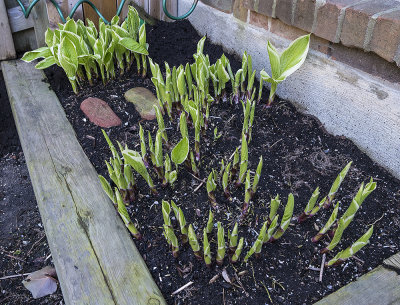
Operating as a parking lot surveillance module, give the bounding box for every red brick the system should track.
[293,0,316,32]
[80,98,121,128]
[314,0,361,42]
[233,0,248,22]
[270,18,308,40]
[275,0,294,25]
[201,0,234,13]
[249,10,269,30]
[369,10,400,62]
[341,0,400,48]
[244,0,274,16]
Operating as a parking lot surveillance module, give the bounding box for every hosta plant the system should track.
[259,34,310,106]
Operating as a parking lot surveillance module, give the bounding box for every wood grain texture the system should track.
[0,0,16,60]
[31,0,49,47]
[83,0,116,27]
[1,60,166,305]
[316,254,400,305]
[46,0,84,29]
[7,6,34,33]
[12,28,38,53]
[161,0,177,22]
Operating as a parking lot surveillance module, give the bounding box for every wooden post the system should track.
[0,0,16,60]
[31,0,49,47]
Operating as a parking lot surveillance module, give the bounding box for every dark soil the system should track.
[0,71,63,304]
[44,20,400,305]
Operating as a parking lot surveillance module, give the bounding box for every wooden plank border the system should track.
[0,0,16,60]
[1,60,166,305]
[316,253,400,304]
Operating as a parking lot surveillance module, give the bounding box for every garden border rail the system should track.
[1,59,166,305]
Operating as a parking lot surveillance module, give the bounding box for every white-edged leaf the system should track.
[171,137,189,165]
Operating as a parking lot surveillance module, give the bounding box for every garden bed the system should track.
[40,20,400,305]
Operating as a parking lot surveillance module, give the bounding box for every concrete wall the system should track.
[179,0,400,179]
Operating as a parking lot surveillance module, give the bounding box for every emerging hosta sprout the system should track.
[268,195,281,224]
[139,124,148,167]
[327,226,374,267]
[188,224,202,260]
[216,222,226,265]
[190,151,199,177]
[271,193,294,241]
[207,172,218,208]
[264,215,279,243]
[231,147,240,178]
[252,156,263,196]
[236,133,248,186]
[312,202,339,242]
[122,149,157,194]
[228,222,239,252]
[241,170,252,218]
[244,221,268,262]
[231,237,244,263]
[115,188,141,239]
[297,187,320,223]
[322,178,376,253]
[259,34,310,106]
[99,175,116,204]
[154,130,165,182]
[323,161,352,209]
[206,210,214,234]
[222,162,232,200]
[164,225,179,258]
[154,105,168,144]
[162,200,172,227]
[171,201,188,243]
[203,228,212,267]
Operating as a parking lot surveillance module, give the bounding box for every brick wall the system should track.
[200,0,400,68]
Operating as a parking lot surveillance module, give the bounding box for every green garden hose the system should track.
[15,0,198,24]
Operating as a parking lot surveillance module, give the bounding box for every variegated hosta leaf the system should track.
[22,47,52,62]
[35,57,57,69]
[327,226,373,266]
[139,124,146,157]
[252,156,263,193]
[179,113,188,139]
[118,38,149,55]
[155,130,163,167]
[171,137,189,165]
[122,149,154,188]
[206,172,217,193]
[229,223,239,249]
[324,218,345,252]
[169,170,177,185]
[265,215,279,242]
[312,202,339,242]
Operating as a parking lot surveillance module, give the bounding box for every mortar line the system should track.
[291,0,298,25]
[311,0,326,33]
[272,0,277,18]
[363,6,400,51]
[334,0,373,43]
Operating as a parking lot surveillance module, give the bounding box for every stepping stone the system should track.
[124,87,159,120]
[80,97,121,128]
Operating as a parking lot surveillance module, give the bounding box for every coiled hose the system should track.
[15,0,198,24]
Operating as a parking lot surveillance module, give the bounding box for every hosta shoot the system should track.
[206,210,214,234]
[231,237,244,263]
[207,172,217,208]
[312,202,339,242]
[244,221,268,262]
[171,201,188,243]
[188,224,202,260]
[252,156,263,195]
[323,161,352,209]
[236,133,248,186]
[216,222,226,265]
[268,195,281,224]
[228,222,239,252]
[271,193,294,241]
[327,226,373,267]
[164,225,179,257]
[203,228,212,267]
[115,188,141,239]
[259,34,310,106]
[322,178,376,253]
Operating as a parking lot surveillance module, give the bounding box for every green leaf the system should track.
[122,149,154,188]
[119,38,149,55]
[21,47,51,62]
[35,56,56,69]
[197,36,206,54]
[171,137,189,165]
[64,18,77,34]
[278,34,310,80]
[267,41,281,79]
[58,37,78,79]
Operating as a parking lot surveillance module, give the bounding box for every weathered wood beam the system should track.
[0,0,16,60]
[1,60,166,305]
